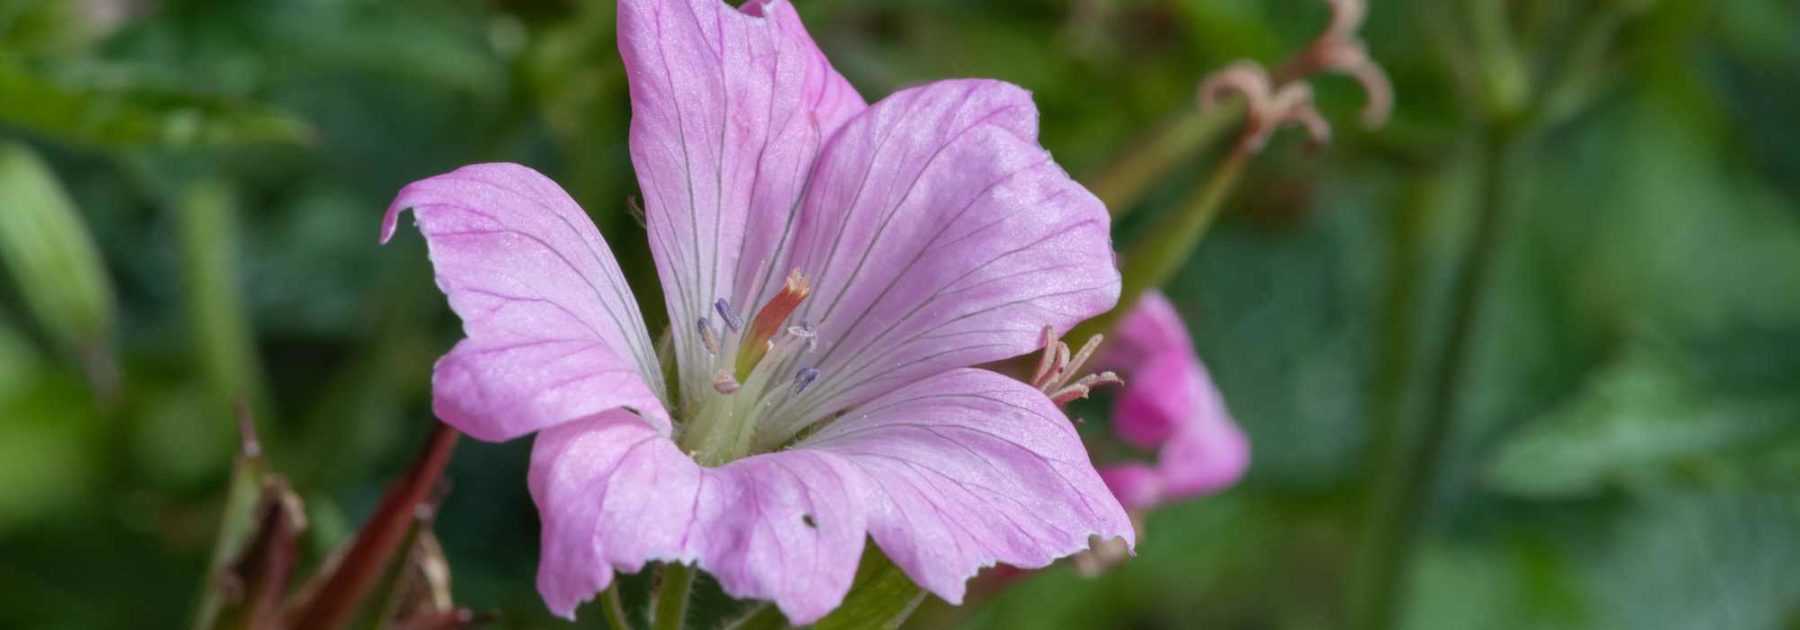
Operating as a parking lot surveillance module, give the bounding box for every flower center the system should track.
[678,271,820,465]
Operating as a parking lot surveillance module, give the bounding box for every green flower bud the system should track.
[0,142,116,373]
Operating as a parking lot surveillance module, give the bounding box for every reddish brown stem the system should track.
[236,482,304,630]
[286,424,459,629]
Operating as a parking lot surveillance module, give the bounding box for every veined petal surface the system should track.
[530,410,868,623]
[763,79,1120,443]
[800,369,1134,604]
[531,369,1133,622]
[383,163,668,440]
[619,0,865,408]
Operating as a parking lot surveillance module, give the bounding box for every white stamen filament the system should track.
[1032,326,1123,408]
[681,316,822,465]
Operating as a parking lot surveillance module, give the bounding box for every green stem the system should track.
[601,584,633,630]
[1349,130,1516,630]
[1070,146,1249,343]
[1362,172,1439,489]
[189,407,270,630]
[1535,7,1627,128]
[720,603,785,630]
[1468,0,1532,121]
[1085,101,1242,219]
[650,563,695,630]
[175,180,271,421]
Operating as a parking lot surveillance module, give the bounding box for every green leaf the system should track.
[1588,492,1800,630]
[0,365,100,534]
[1485,344,1800,498]
[812,547,927,630]
[0,141,115,374]
[0,0,116,55]
[0,57,312,148]
[1400,540,1587,630]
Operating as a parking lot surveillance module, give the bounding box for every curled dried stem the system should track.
[1199,63,1331,153]
[1275,0,1393,129]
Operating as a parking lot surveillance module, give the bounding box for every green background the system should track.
[1,0,1797,628]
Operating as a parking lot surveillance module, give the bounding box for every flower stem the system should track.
[1360,168,1439,523]
[1535,6,1631,128]
[650,563,696,630]
[1086,101,1243,218]
[286,423,460,629]
[1070,146,1249,343]
[1349,129,1516,630]
[601,583,633,630]
[720,603,786,630]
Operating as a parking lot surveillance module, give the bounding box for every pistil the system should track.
[680,275,822,465]
[735,271,810,380]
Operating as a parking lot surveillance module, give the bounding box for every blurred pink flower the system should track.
[1096,293,1249,511]
[380,0,1130,623]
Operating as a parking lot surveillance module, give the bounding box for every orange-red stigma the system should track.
[734,270,811,380]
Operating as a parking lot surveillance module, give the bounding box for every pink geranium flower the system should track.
[1097,293,1249,511]
[380,0,1130,623]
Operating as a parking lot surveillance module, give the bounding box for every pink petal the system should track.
[529,411,680,615]
[762,80,1119,443]
[530,411,868,624]
[1101,291,1192,371]
[1100,292,1250,504]
[1158,414,1250,499]
[687,452,869,623]
[530,370,1131,621]
[618,0,865,405]
[1099,464,1164,512]
[1149,343,1249,498]
[383,163,669,440]
[800,368,1134,604]
[1111,351,1194,450]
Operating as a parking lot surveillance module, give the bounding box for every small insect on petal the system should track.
[792,367,820,394]
[1064,335,1105,385]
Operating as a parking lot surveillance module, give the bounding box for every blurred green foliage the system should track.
[0,142,114,373]
[0,0,1797,629]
